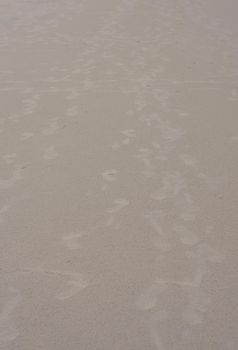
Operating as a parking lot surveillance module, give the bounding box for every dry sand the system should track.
[0,1,238,349]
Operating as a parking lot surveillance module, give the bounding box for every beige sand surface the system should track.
[0,1,238,349]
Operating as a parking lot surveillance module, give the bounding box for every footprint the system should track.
[2,153,16,164]
[112,142,120,150]
[22,87,34,94]
[22,98,37,115]
[106,198,129,213]
[152,237,171,253]
[66,89,79,100]
[151,187,167,201]
[149,318,166,350]
[145,212,171,252]
[56,279,89,300]
[179,153,197,168]
[122,138,130,145]
[66,106,78,117]
[136,284,167,311]
[182,287,211,327]
[0,168,23,190]
[136,148,156,178]
[42,118,60,135]
[0,204,10,223]
[182,308,204,325]
[179,111,189,117]
[176,194,197,221]
[72,68,81,75]
[122,129,136,138]
[105,215,116,227]
[126,110,134,116]
[102,169,118,182]
[44,145,58,160]
[229,89,238,101]
[0,287,21,345]
[83,79,95,90]
[121,129,136,144]
[62,232,84,250]
[174,225,199,245]
[187,243,224,263]
[21,132,34,140]
[8,114,19,122]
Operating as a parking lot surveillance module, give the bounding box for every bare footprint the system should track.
[187,243,224,263]
[182,308,204,325]
[106,198,129,213]
[0,287,21,344]
[136,284,167,311]
[8,114,19,122]
[21,132,34,141]
[2,153,16,164]
[145,212,171,252]
[42,118,60,135]
[0,168,23,190]
[0,204,10,224]
[174,225,199,246]
[56,279,89,300]
[102,169,118,182]
[62,232,84,250]
[66,106,78,117]
[105,215,116,227]
[66,89,79,100]
[44,145,58,160]
[121,129,136,145]
[122,129,136,138]
[112,141,120,150]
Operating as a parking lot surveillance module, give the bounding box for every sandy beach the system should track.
[0,1,238,349]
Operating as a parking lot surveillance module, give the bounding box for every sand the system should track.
[0,1,238,349]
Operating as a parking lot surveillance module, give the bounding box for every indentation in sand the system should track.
[136,148,156,178]
[62,232,84,250]
[56,279,89,300]
[44,145,58,160]
[106,198,129,213]
[0,168,24,190]
[42,118,60,135]
[0,204,10,223]
[175,193,197,221]
[0,287,21,345]
[182,289,211,325]
[8,114,19,122]
[136,284,167,311]
[112,141,121,150]
[23,267,89,300]
[21,132,34,140]
[66,106,78,117]
[151,172,186,201]
[145,212,171,252]
[121,128,136,145]
[2,153,16,164]
[102,169,118,182]
[174,225,199,245]
[186,243,224,263]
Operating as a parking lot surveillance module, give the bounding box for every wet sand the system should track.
[0,1,238,349]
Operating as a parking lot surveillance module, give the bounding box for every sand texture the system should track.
[0,1,238,349]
